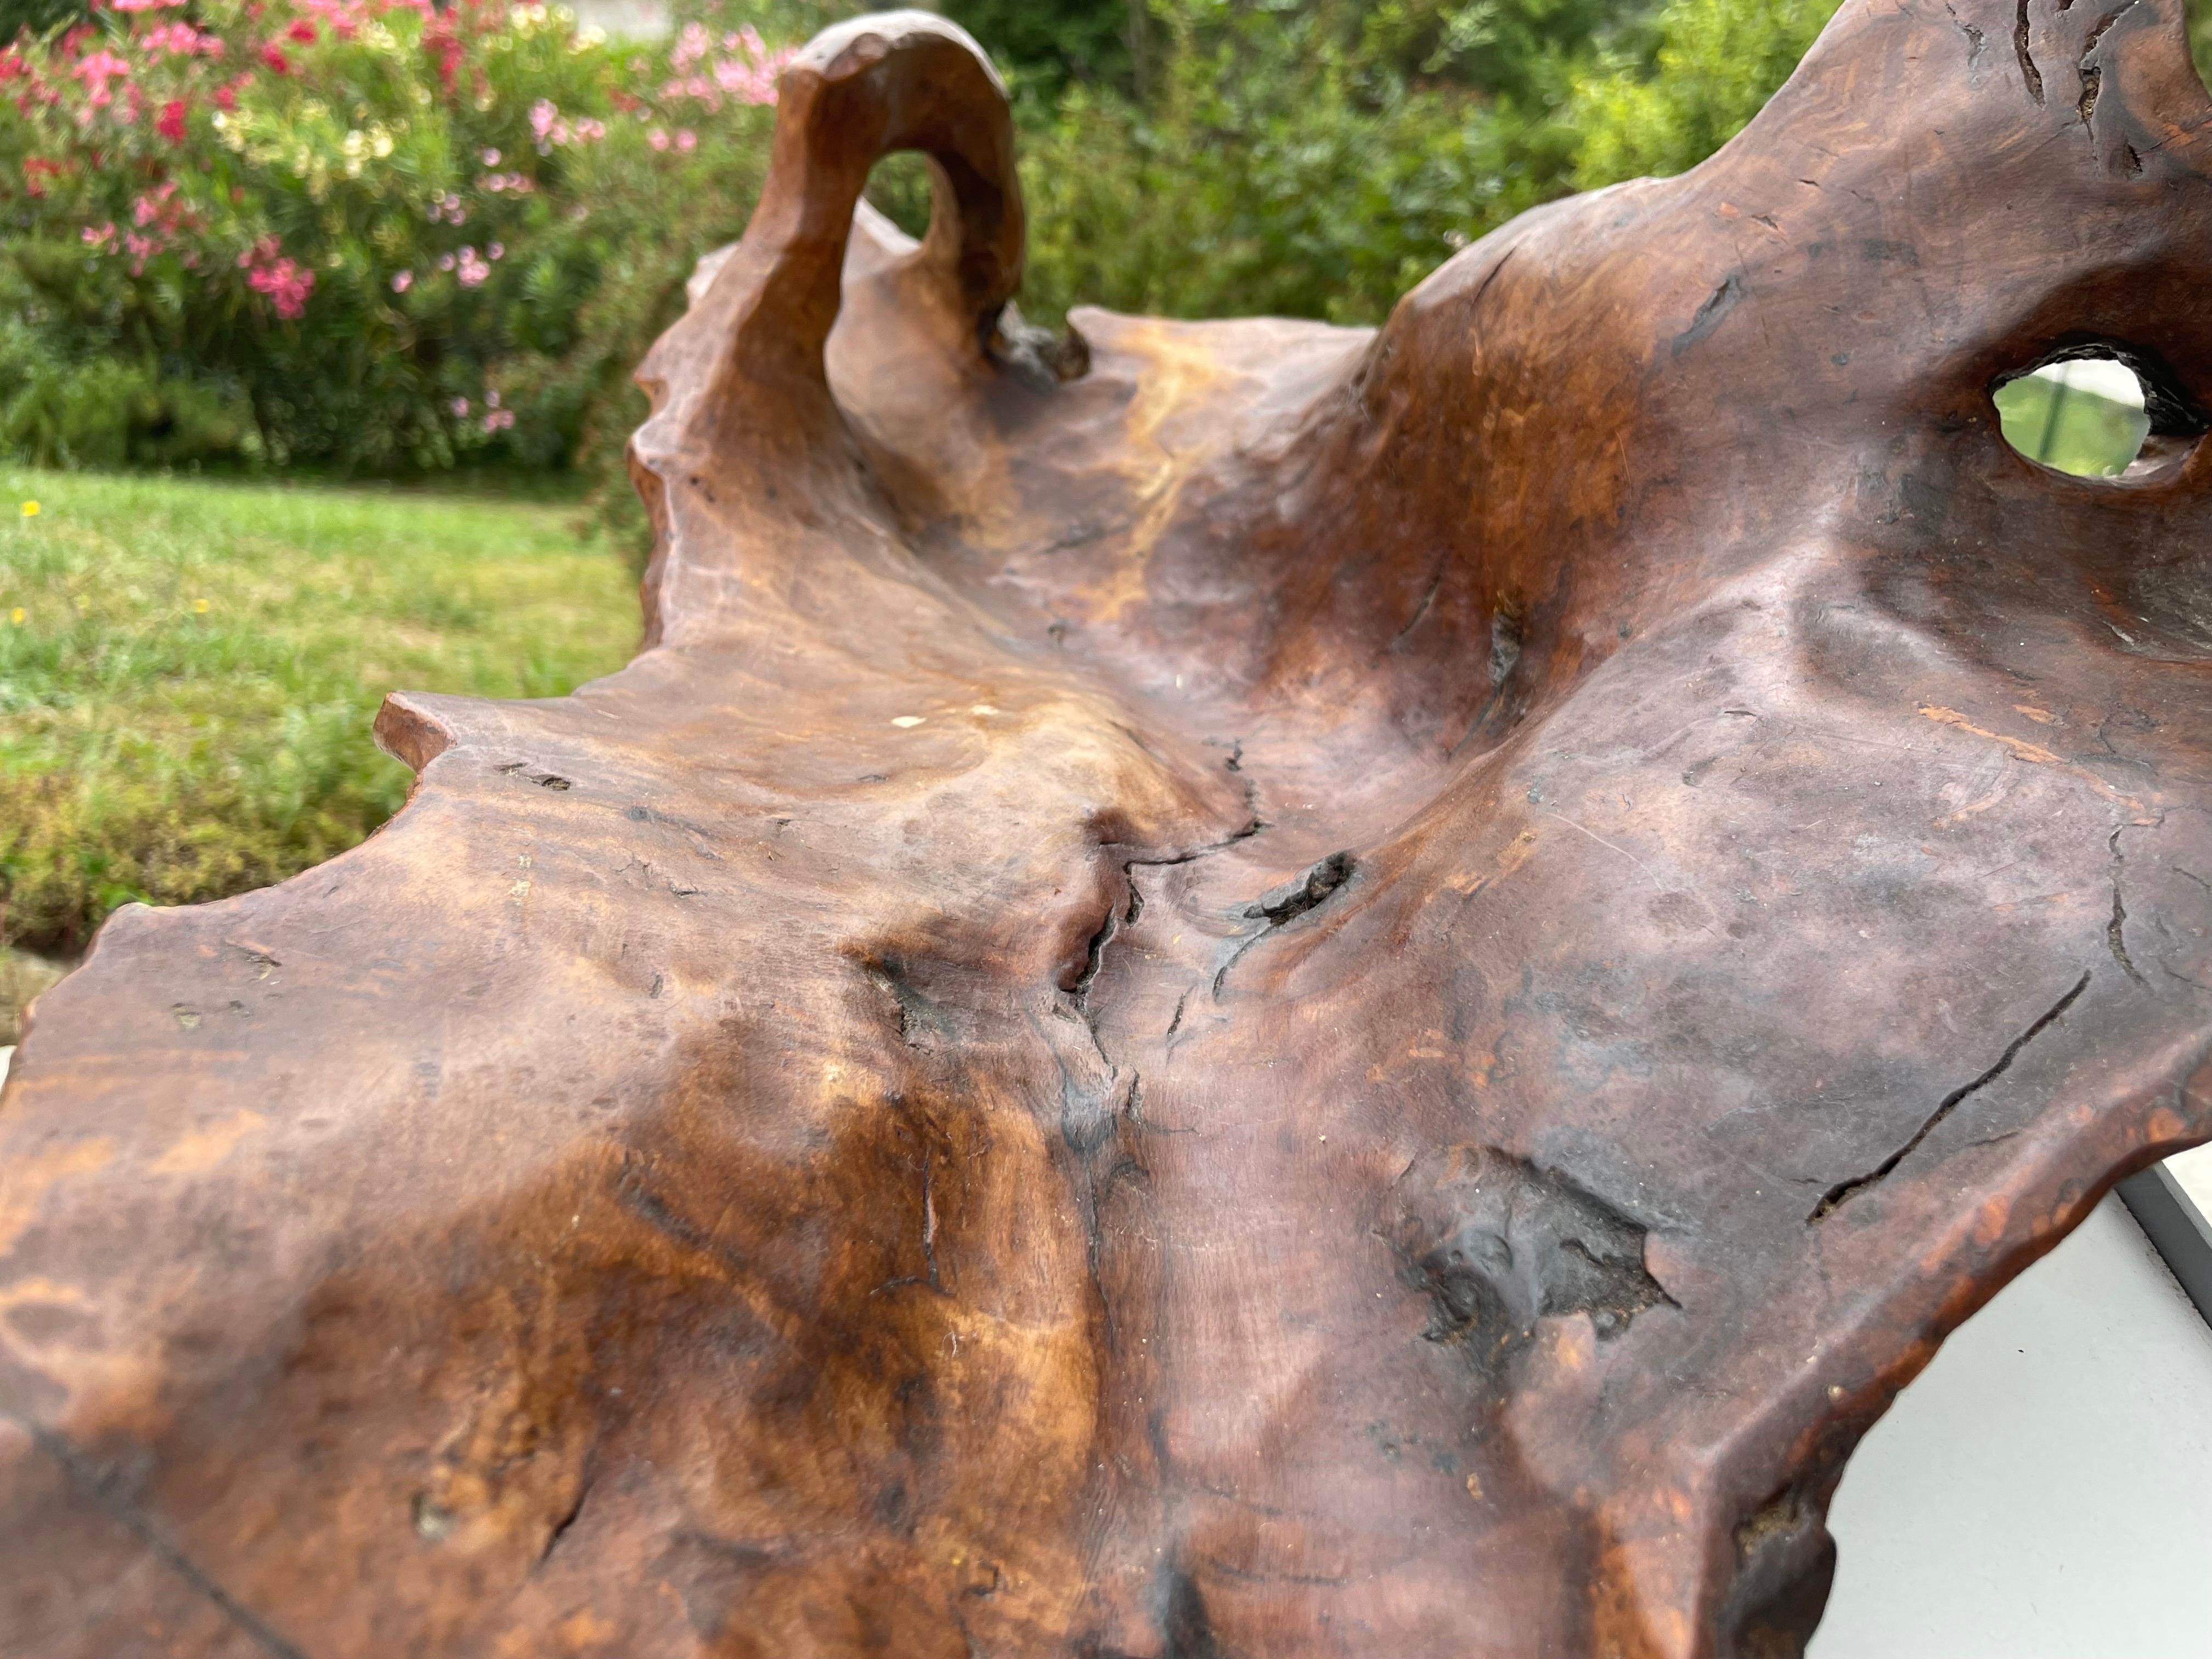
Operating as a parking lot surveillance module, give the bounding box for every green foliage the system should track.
[0,468,639,953]
[0,0,789,480]
[0,0,88,44]
[0,318,251,469]
[991,0,1856,330]
[1009,0,1573,328]
[1355,0,1646,101]
[0,0,1875,494]
[0,944,63,1044]
[943,0,1136,92]
[1993,375,2152,479]
[1567,0,1842,187]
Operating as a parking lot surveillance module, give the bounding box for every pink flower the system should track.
[259,44,289,74]
[143,21,212,54]
[486,241,503,259]
[247,256,313,319]
[390,269,412,292]
[451,397,470,416]
[675,128,696,152]
[455,247,490,286]
[437,252,455,270]
[532,99,571,150]
[670,19,708,70]
[109,0,185,11]
[479,146,499,165]
[647,127,669,151]
[82,221,115,249]
[709,29,789,105]
[155,97,187,142]
[293,0,359,41]
[572,117,604,140]
[486,390,500,408]
[286,20,317,42]
[71,49,131,110]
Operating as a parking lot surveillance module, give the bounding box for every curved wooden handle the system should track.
[628,12,1031,644]
[742,11,1023,374]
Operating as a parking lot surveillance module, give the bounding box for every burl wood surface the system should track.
[7,5,2212,1655]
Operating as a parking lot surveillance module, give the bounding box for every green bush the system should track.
[943,0,1136,93]
[1567,0,1840,187]
[10,0,2204,496]
[995,0,1848,330]
[0,0,790,481]
[0,0,86,45]
[0,0,1877,495]
[1011,2,1567,329]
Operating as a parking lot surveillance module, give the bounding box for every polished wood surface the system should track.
[5,6,2212,1654]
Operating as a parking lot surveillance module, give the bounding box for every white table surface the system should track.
[1814,1194,2212,1657]
[2170,1141,2212,1221]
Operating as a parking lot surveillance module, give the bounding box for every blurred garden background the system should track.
[0,0,2199,1035]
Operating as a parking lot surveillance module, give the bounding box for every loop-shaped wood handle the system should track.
[741,11,1023,375]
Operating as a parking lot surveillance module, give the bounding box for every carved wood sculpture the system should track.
[5,4,2212,1655]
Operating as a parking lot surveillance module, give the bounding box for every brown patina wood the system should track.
[5,4,2212,1654]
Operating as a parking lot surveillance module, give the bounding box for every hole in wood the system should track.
[1993,346,2201,479]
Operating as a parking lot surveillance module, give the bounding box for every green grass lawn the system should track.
[0,469,641,994]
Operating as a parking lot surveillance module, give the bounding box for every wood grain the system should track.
[5,6,2212,1654]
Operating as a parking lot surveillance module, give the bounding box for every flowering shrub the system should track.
[0,0,1906,492]
[0,0,793,473]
